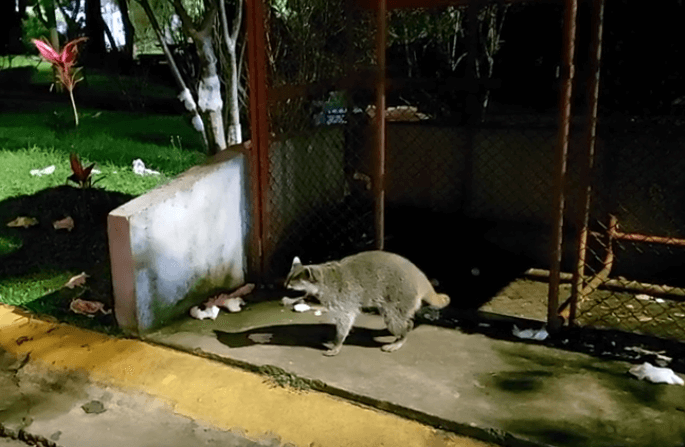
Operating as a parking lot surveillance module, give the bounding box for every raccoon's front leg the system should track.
[323,311,357,356]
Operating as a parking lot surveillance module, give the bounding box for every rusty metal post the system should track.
[547,0,578,332]
[246,0,270,279]
[569,0,605,325]
[374,0,387,250]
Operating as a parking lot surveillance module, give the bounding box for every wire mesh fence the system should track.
[260,0,378,279]
[569,0,685,342]
[253,0,685,342]
[257,0,568,318]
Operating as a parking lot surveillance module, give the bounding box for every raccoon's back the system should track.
[333,251,435,301]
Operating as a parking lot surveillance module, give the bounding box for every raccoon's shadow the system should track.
[214,324,390,351]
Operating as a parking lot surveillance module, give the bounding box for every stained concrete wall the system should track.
[108,149,247,334]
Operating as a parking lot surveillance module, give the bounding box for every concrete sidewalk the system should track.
[0,304,492,447]
[144,299,685,447]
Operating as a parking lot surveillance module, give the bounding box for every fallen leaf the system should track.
[53,216,75,231]
[7,216,38,228]
[69,299,110,317]
[64,272,89,289]
[225,283,255,298]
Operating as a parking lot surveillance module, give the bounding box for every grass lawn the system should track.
[0,79,208,332]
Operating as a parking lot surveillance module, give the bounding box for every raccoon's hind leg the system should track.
[381,316,414,352]
[323,310,358,356]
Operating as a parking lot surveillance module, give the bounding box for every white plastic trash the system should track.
[132,159,160,176]
[629,362,684,385]
[30,165,55,176]
[512,325,549,341]
[190,305,220,320]
[293,303,311,312]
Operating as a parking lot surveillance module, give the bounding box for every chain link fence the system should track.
[257,0,568,317]
[568,0,685,341]
[253,0,685,342]
[261,0,378,279]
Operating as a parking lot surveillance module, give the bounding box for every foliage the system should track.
[21,12,49,55]
[67,152,96,188]
[32,37,88,126]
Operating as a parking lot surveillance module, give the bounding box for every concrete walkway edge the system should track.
[0,304,503,447]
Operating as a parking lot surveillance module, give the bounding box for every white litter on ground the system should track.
[132,159,160,176]
[293,303,311,312]
[625,346,672,366]
[635,294,666,304]
[282,297,304,307]
[223,297,245,313]
[64,272,89,289]
[30,165,55,176]
[189,305,220,320]
[629,362,683,385]
[512,325,549,341]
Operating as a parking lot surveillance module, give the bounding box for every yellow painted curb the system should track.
[0,304,493,447]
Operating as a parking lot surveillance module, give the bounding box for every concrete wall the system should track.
[108,149,248,334]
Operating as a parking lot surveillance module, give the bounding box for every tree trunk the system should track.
[223,42,241,145]
[196,34,227,153]
[116,0,135,58]
[85,0,108,65]
[219,0,243,145]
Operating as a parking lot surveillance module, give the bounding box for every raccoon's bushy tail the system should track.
[423,292,450,308]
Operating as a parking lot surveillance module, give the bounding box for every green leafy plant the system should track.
[31,37,88,126]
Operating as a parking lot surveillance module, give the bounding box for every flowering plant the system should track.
[32,37,88,126]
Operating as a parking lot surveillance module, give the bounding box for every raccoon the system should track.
[285,251,450,356]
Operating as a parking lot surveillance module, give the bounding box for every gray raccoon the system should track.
[285,251,450,356]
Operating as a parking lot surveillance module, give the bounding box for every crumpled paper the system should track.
[190,284,255,319]
[30,165,55,176]
[64,272,89,289]
[132,159,160,176]
[189,305,220,320]
[293,303,311,312]
[629,362,684,385]
[512,325,549,341]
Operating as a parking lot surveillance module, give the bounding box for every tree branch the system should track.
[219,0,235,51]
[198,0,218,35]
[232,0,242,41]
[171,0,200,40]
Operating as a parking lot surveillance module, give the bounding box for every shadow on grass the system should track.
[0,185,133,334]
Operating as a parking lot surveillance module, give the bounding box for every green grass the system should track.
[0,269,74,306]
[0,91,209,324]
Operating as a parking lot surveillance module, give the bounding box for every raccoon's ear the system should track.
[292,256,302,268]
